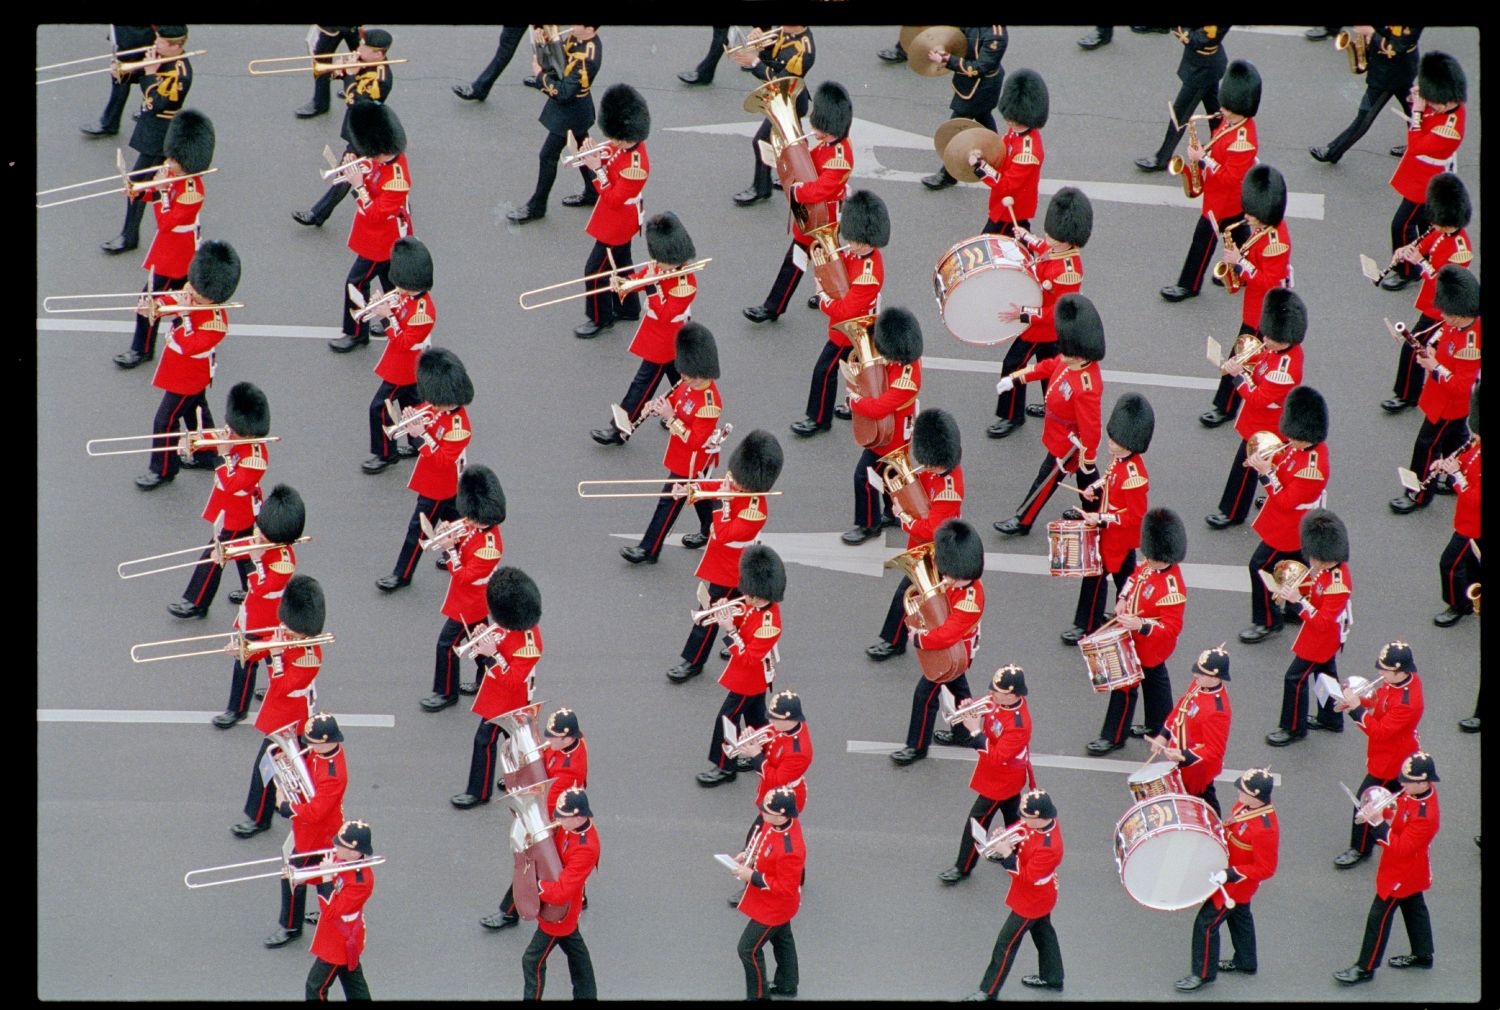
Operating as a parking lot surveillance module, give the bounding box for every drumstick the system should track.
[1001,195,1022,235]
[1210,871,1237,909]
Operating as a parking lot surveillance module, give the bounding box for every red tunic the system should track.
[662,381,722,479]
[969,697,1032,801]
[901,466,964,549]
[850,359,920,458]
[719,602,782,696]
[1001,818,1062,918]
[738,819,806,927]
[585,141,649,245]
[151,301,228,395]
[310,863,374,968]
[1452,439,1481,539]
[980,126,1043,223]
[142,173,203,278]
[254,643,321,735]
[1117,564,1186,668]
[1199,116,1257,223]
[820,249,882,347]
[202,441,268,531]
[470,626,544,721]
[348,153,412,262]
[1412,228,1473,319]
[1234,223,1291,331]
[1220,801,1278,907]
[790,139,852,244]
[439,524,504,623]
[627,269,696,364]
[754,722,813,812]
[1290,563,1352,663]
[912,580,984,669]
[693,483,769,588]
[238,544,296,634]
[1165,683,1230,796]
[537,821,600,937]
[289,746,347,854]
[1375,788,1439,898]
[1024,244,1083,345]
[543,738,589,813]
[1390,104,1465,204]
[1351,674,1423,780]
[1417,319,1482,422]
[372,291,436,387]
[1252,442,1330,553]
[1233,344,1303,442]
[407,406,470,501]
[1094,453,1148,572]
[1027,358,1103,466]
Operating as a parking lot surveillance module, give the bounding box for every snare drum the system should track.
[1114,794,1227,911]
[932,234,1043,346]
[1078,625,1144,693]
[1046,520,1103,578]
[1126,762,1186,803]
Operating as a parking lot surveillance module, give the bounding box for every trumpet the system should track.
[938,685,995,726]
[721,718,775,759]
[1338,675,1384,707]
[723,26,783,58]
[419,515,475,554]
[39,47,205,86]
[1257,559,1311,601]
[382,401,437,441]
[248,53,406,76]
[693,596,748,627]
[1335,30,1369,74]
[37,152,218,209]
[130,628,334,665]
[185,846,385,889]
[347,284,402,324]
[1341,781,1398,826]
[86,426,275,458]
[117,532,310,580]
[322,155,374,185]
[969,818,1030,858]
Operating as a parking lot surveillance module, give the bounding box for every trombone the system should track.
[43,290,239,321]
[185,846,385,889]
[38,48,205,86]
[130,628,335,664]
[36,44,154,77]
[518,258,712,311]
[723,26,783,59]
[118,534,311,580]
[576,478,781,501]
[37,150,218,209]
[248,53,406,76]
[87,428,276,458]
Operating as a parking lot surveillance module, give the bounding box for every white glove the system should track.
[995,376,1015,395]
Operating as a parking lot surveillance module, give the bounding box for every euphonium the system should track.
[835,315,892,449]
[884,543,967,683]
[503,780,570,922]
[805,222,851,300]
[265,721,317,806]
[1335,31,1368,74]
[875,444,930,520]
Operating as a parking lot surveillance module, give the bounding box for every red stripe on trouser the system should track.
[1199,905,1230,977]
[643,495,686,555]
[155,396,192,476]
[625,363,668,421]
[812,351,840,425]
[249,743,276,823]
[987,918,1035,993]
[1443,541,1472,604]
[1078,576,1106,633]
[233,660,257,712]
[960,799,1002,873]
[1018,467,1064,526]
[316,963,340,1000]
[1364,899,1398,970]
[914,685,938,750]
[480,725,499,799]
[1189,234,1217,291]
[1291,665,1314,727]
[1395,344,1419,402]
[534,936,558,998]
[438,638,457,696]
[398,500,444,579]
[1413,419,1455,503]
[1106,687,1135,742]
[749,924,775,997]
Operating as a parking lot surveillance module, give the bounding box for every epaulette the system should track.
[241,445,268,470]
[382,164,410,192]
[1265,355,1295,384]
[955,587,982,613]
[1453,331,1481,361]
[737,496,767,521]
[1449,238,1473,264]
[201,311,229,333]
[475,532,503,561]
[1054,256,1082,286]
[1323,568,1350,594]
[1158,574,1187,607]
[823,141,852,172]
[408,297,434,326]
[695,390,722,419]
[752,613,781,639]
[1294,449,1325,481]
[668,277,697,298]
[892,364,919,391]
[1121,460,1147,490]
[620,150,648,181]
[1227,126,1254,153]
[1263,228,1288,257]
[853,258,880,286]
[442,416,469,442]
[179,178,204,204]
[269,549,296,576]
[292,651,321,669]
[934,475,961,502]
[514,630,541,659]
[1433,114,1462,140]
[1013,134,1040,166]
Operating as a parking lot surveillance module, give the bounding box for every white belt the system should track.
[1414,154,1451,167]
[725,540,755,549]
[672,310,691,323]
[1035,872,1057,886]
[782,776,804,789]
[288,684,317,699]
[171,223,198,233]
[340,912,361,923]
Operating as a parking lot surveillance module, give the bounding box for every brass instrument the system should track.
[36,44,154,80]
[419,515,475,555]
[118,533,310,580]
[496,703,551,792]
[454,621,502,663]
[1338,675,1385,707]
[615,260,712,299]
[39,47,205,86]
[743,77,828,232]
[576,477,781,501]
[806,222,852,301]
[185,845,385,889]
[518,256,710,311]
[504,779,570,922]
[1244,430,1292,464]
[562,135,613,170]
[130,627,334,665]
[1335,30,1369,74]
[885,543,969,683]
[529,25,571,78]
[692,596,748,627]
[1213,226,1246,294]
[37,149,218,209]
[248,53,406,76]
[1384,316,1443,353]
[1205,333,1262,373]
[320,143,374,186]
[938,685,995,726]
[721,718,776,759]
[265,721,317,806]
[43,288,233,320]
[723,26,783,59]
[1168,110,1206,199]
[875,444,931,520]
[1467,582,1482,615]
[1257,559,1310,601]
[969,818,1030,858]
[347,284,402,325]
[908,26,966,77]
[382,401,437,441]
[1341,782,1398,826]
[86,427,274,458]
[836,315,894,448]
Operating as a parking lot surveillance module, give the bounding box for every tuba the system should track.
[885,543,969,683]
[875,444,930,519]
[805,222,851,300]
[495,702,550,792]
[743,77,828,232]
[1335,31,1368,74]
[835,315,891,448]
[503,780,570,923]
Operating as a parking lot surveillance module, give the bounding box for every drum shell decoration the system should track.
[1047,519,1103,578]
[1078,625,1144,693]
[1126,762,1186,803]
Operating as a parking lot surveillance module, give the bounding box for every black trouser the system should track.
[433,617,488,700]
[710,690,768,769]
[343,255,392,339]
[308,27,360,112]
[758,240,812,318]
[637,480,714,558]
[1071,552,1136,634]
[1178,213,1246,295]
[852,447,896,530]
[978,911,1063,995]
[308,143,356,224]
[1392,313,1439,404]
[225,655,261,717]
[1099,661,1172,743]
[617,359,680,423]
[522,926,596,1000]
[1406,416,1468,506]
[280,851,334,934]
[1248,540,1304,630]
[1356,891,1433,972]
[130,272,186,357]
[933,106,999,184]
[1279,654,1343,735]
[1197,783,1222,818]
[468,26,528,99]
[1149,73,1222,167]
[99,74,135,133]
[981,217,1031,238]
[243,736,279,827]
[681,580,735,666]
[1015,454,1094,529]
[1390,199,1430,281]
[466,718,505,799]
[1217,438,1261,522]
[691,27,730,80]
[1349,773,1401,854]
[369,380,420,458]
[306,957,371,1000]
[1091,27,1114,43]
[528,129,593,215]
[583,238,640,325]
[878,575,913,648]
[1439,533,1481,610]
[1209,321,1258,418]
[1189,897,1257,979]
[906,671,973,752]
[1323,82,1414,162]
[804,341,852,426]
[180,523,254,611]
[739,918,798,999]
[148,389,216,479]
[995,339,1057,420]
[117,151,161,244]
[955,793,1022,875]
[393,494,458,583]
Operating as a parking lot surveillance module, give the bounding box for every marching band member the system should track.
[1239,385,1330,643]
[295,25,361,119]
[790,189,888,439]
[214,484,305,729]
[80,25,156,137]
[572,84,650,338]
[1205,289,1308,527]
[1382,53,1466,291]
[591,212,698,445]
[1217,165,1291,343]
[1335,642,1423,869]
[102,25,191,254]
[677,25,729,86]
[1334,752,1441,985]
[844,306,922,544]
[1309,27,1422,166]
[1086,508,1187,754]
[452,26,526,102]
[939,664,1032,885]
[971,68,1048,238]
[867,408,963,661]
[327,103,412,353]
[731,786,807,1000]
[1432,385,1481,627]
[136,240,241,490]
[729,26,815,207]
[1383,173,1472,412]
[114,108,213,369]
[1175,768,1278,992]
[1061,393,1153,644]
[1135,27,1228,174]
[1160,59,1259,304]
[360,237,436,474]
[741,691,813,815]
[993,295,1106,537]
[1390,267,1481,514]
[694,546,785,787]
[233,575,326,839]
[962,788,1065,1000]
[266,713,347,950]
[423,466,506,713]
[620,323,723,566]
[1265,509,1352,746]
[506,26,601,224]
[377,348,473,591]
[667,431,784,682]
[520,786,600,1000]
[1149,646,1231,814]
[168,382,270,619]
[921,26,1008,190]
[891,519,985,766]
[305,819,377,1000]
[743,82,852,324]
[293,28,395,228]
[989,187,1092,437]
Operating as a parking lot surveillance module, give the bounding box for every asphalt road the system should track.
[36,24,1483,1003]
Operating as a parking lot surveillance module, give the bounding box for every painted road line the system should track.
[38,709,396,727]
[39,319,342,340]
[924,356,1221,391]
[847,739,1281,786]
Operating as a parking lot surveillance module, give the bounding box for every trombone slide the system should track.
[38,49,205,86]
[518,262,635,310]
[36,44,154,74]
[248,54,406,76]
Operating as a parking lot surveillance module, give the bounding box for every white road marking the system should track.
[847,739,1281,785]
[37,709,396,727]
[38,319,343,340]
[924,355,1220,390]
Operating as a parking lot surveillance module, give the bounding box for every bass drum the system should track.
[932,234,1043,346]
[1113,794,1227,911]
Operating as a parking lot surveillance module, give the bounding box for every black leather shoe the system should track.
[1333,967,1374,985]
[696,766,737,786]
[1022,976,1064,991]
[522,75,539,89]
[1389,493,1426,514]
[681,531,709,549]
[561,192,598,208]
[719,646,732,660]
[866,640,905,661]
[113,349,147,369]
[590,427,625,445]
[1304,27,1334,40]
[227,590,246,605]
[1334,848,1368,869]
[1433,606,1468,628]
[921,171,957,190]
[833,402,852,420]
[1217,961,1253,974]
[889,747,924,766]
[458,680,479,696]
[767,984,798,997]
[1135,156,1168,173]
[1160,284,1196,302]
[1060,626,1085,645]
[937,866,968,884]
[396,442,419,458]
[934,729,969,747]
[375,575,410,592]
[1459,716,1481,733]
[744,305,777,323]
[1308,145,1338,165]
[134,471,172,490]
[291,210,322,227]
[212,710,246,729]
[1380,397,1415,413]
[1025,404,1045,419]
[1086,737,1124,755]
[1389,144,1407,158]
[452,83,484,101]
[733,188,772,206]
[366,318,388,338]
[620,546,658,565]
[1308,718,1342,733]
[1199,408,1232,428]
[1264,728,1304,747]
[880,513,900,529]
[677,70,712,85]
[293,101,327,119]
[1204,512,1241,530]
[1379,272,1414,291]
[168,600,208,619]
[986,418,1024,439]
[877,46,908,62]
[480,911,520,930]
[666,661,703,683]
[1237,624,1280,644]
[993,517,1030,536]
[451,793,488,809]
[1388,954,1433,969]
[841,525,881,545]
[231,819,270,839]
[361,455,398,475]
[420,693,457,713]
[506,205,544,224]
[264,927,301,948]
[1077,30,1110,49]
[101,235,137,254]
[574,320,612,338]
[80,122,117,137]
[791,418,830,437]
[328,334,369,353]
[1174,976,1211,992]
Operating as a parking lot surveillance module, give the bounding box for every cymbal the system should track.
[909,26,965,77]
[898,25,933,54]
[942,126,1003,184]
[933,117,985,156]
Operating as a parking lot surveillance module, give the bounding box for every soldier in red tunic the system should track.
[521,787,600,999]
[305,819,377,1000]
[572,84,649,338]
[1383,53,1466,291]
[741,691,813,815]
[1335,642,1424,868]
[1150,646,1231,815]
[1431,385,1481,627]
[114,108,213,369]
[844,306,922,544]
[1334,752,1441,984]
[731,787,807,1000]
[360,237,435,473]
[266,713,347,949]
[971,68,1047,238]
[1219,165,1291,339]
[1265,510,1352,745]
[940,664,1033,884]
[422,466,506,712]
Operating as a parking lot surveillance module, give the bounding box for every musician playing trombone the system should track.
[939,665,1032,886]
[266,714,348,950]
[292,28,394,228]
[1333,643,1423,870]
[305,819,377,1000]
[102,25,191,254]
[296,26,362,120]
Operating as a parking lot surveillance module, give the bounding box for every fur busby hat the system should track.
[1021,788,1057,820]
[1219,60,1262,117]
[762,786,800,819]
[644,212,696,265]
[934,519,984,581]
[1424,173,1472,230]
[1240,164,1287,227]
[839,190,891,248]
[674,322,721,379]
[486,567,541,630]
[546,707,581,739]
[738,545,787,603]
[163,109,215,174]
[912,409,962,472]
[555,786,592,818]
[727,430,784,494]
[360,27,393,51]
[1400,751,1440,784]
[999,68,1049,129]
[1280,386,1328,444]
[1300,509,1349,563]
[349,102,406,157]
[225,382,270,438]
[1238,768,1273,801]
[1434,265,1481,317]
[1140,508,1187,565]
[768,690,804,722]
[1106,393,1154,455]
[1469,382,1481,437]
[415,348,475,407]
[188,240,241,303]
[1377,641,1417,675]
[873,306,923,364]
[255,485,306,544]
[303,713,343,744]
[992,664,1028,696]
[809,81,853,139]
[1417,51,1466,104]
[599,83,651,143]
[336,820,374,856]
[1259,288,1307,347]
[456,465,507,526]
[1044,187,1093,247]
[389,237,433,292]
[1194,645,1231,681]
[1056,294,1106,361]
[279,575,326,636]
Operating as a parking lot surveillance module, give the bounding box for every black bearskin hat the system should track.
[912,409,962,472]
[809,81,853,139]
[644,212,696,265]
[1417,51,1466,105]
[1300,509,1349,564]
[1055,294,1105,361]
[225,381,270,438]
[163,109,215,174]
[1280,386,1328,444]
[1140,508,1187,565]
[486,567,542,630]
[1240,164,1287,227]
[349,102,406,157]
[598,83,650,143]
[1424,173,1472,230]
[738,545,787,602]
[872,306,923,363]
[727,430,784,494]
[999,69,1049,129]
[674,322,721,379]
[255,484,306,544]
[1219,60,1262,117]
[415,348,475,407]
[934,519,984,581]
[188,241,241,303]
[1044,187,1093,247]
[1106,393,1154,455]
[389,237,434,292]
[839,190,891,248]
[279,574,326,635]
[1259,289,1307,347]
[456,465,507,526]
[1434,266,1480,317]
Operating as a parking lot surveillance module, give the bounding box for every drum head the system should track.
[1127,762,1179,787]
[1121,829,1226,911]
[933,236,1043,346]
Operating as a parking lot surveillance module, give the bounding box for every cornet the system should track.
[939,686,995,726]
[419,514,475,554]
[382,401,437,441]
[454,621,503,662]
[1244,430,1292,464]
[723,26,783,59]
[1341,781,1398,826]
[969,818,1030,858]
[130,627,334,664]
[721,718,775,759]
[563,136,614,170]
[322,155,374,185]
[347,284,402,325]
[118,532,310,580]
[693,597,748,627]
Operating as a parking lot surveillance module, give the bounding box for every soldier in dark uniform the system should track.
[678,26,731,85]
[293,28,396,228]
[1135,27,1229,173]
[296,26,361,118]
[453,26,529,101]
[729,27,815,206]
[102,25,191,254]
[1310,28,1422,164]
[505,26,601,224]
[921,26,1008,190]
[81,25,156,137]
